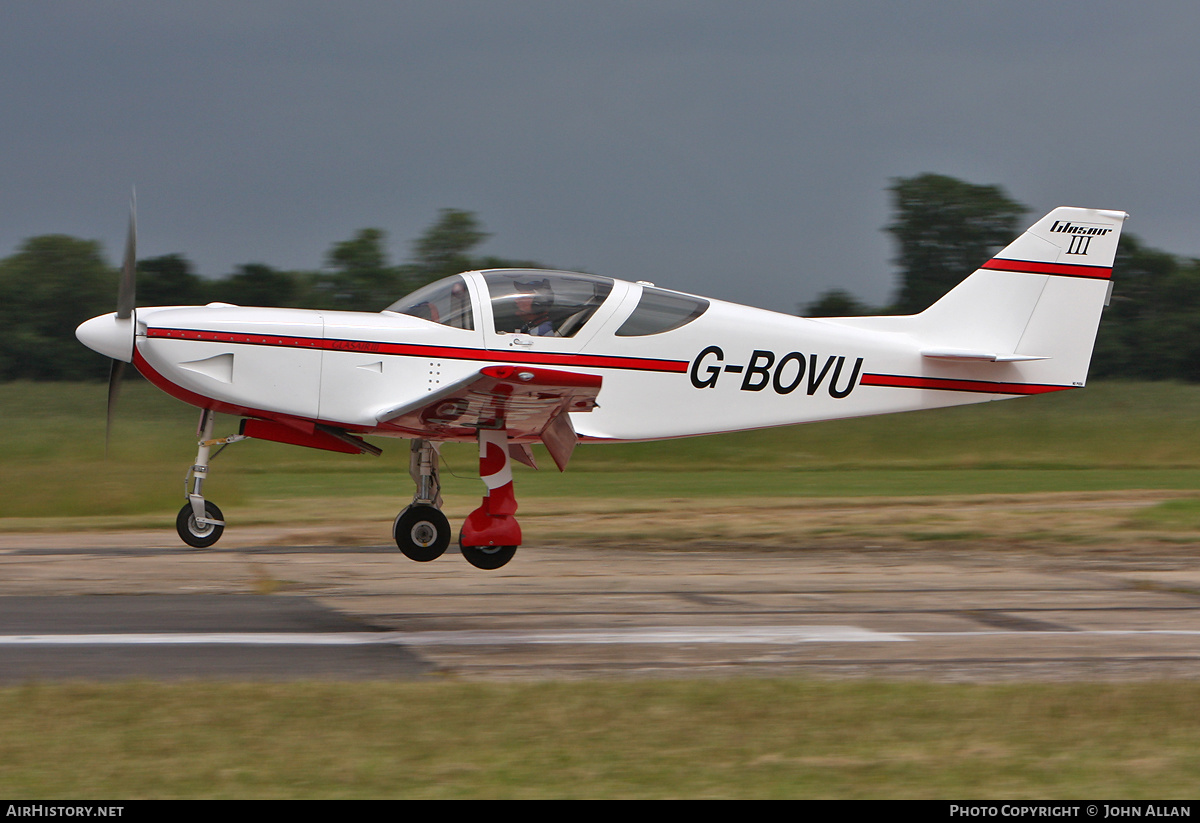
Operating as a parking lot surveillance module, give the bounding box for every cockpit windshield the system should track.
[484,270,613,338]
[383,275,474,330]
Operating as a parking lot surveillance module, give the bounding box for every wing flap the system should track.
[375,365,602,470]
[540,410,579,472]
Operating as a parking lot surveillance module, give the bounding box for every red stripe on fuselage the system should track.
[981,258,1112,279]
[144,328,689,373]
[860,373,1074,395]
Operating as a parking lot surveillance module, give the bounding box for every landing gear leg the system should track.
[460,428,520,570]
[176,409,245,548]
[393,439,451,561]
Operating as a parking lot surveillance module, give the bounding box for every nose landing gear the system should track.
[175,409,245,548]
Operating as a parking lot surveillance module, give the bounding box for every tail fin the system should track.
[827,207,1128,388]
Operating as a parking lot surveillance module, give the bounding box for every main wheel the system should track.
[394,505,451,562]
[176,501,225,548]
[459,538,517,570]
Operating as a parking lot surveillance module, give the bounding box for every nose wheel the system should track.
[176,500,225,548]
[393,504,451,562]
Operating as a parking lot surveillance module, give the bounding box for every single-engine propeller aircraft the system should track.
[77,206,1127,569]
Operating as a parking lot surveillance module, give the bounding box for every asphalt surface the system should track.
[1,530,1199,682]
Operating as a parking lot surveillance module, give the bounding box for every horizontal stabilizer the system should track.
[921,349,1050,363]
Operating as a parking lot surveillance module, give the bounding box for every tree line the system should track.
[0,208,545,380]
[804,173,1200,382]
[3,182,1199,381]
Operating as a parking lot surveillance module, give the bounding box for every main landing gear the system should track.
[394,440,452,561]
[394,433,520,570]
[169,414,521,571]
[175,409,245,548]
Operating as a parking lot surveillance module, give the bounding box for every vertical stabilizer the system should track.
[823,207,1128,388]
[922,207,1126,386]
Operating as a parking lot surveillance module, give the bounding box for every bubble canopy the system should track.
[384,269,707,338]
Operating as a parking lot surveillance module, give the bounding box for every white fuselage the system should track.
[126,270,1051,445]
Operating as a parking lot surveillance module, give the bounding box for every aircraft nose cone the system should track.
[76,312,135,362]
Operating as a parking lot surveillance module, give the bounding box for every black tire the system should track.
[459,538,517,570]
[176,501,225,549]
[394,505,451,562]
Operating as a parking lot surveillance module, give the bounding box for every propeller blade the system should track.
[117,193,136,320]
[106,358,125,458]
[109,192,136,457]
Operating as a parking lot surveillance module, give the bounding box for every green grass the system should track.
[1127,496,1200,530]
[1,679,1197,799]
[6,379,1200,521]
[5,382,1200,798]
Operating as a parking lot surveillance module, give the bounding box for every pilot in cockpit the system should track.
[513,279,557,336]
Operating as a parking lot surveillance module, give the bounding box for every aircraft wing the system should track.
[375,365,602,471]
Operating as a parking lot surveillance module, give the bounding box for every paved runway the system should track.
[1,533,1198,681]
[0,594,434,681]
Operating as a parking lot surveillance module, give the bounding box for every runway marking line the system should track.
[2,627,1200,646]
[0,627,904,645]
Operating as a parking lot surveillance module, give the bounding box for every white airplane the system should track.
[77,206,1127,569]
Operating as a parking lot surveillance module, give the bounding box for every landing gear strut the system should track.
[175,409,245,548]
[393,439,452,561]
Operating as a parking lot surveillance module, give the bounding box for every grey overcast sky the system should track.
[3,2,1197,311]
